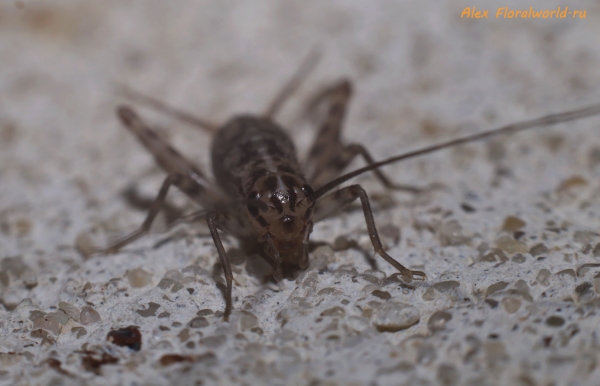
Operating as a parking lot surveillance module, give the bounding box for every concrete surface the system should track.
[1,1,600,385]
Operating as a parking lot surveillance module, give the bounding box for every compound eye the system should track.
[301,184,314,197]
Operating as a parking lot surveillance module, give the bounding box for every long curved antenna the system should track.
[264,48,322,118]
[115,84,218,134]
[308,103,600,202]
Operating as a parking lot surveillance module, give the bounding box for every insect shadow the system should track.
[94,51,600,320]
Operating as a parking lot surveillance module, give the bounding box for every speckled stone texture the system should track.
[1,1,600,385]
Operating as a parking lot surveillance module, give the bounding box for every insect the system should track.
[98,52,600,320]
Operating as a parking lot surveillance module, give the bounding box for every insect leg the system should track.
[117,106,221,207]
[100,108,225,253]
[102,174,180,254]
[206,212,234,321]
[313,184,426,281]
[303,80,417,191]
[303,79,352,183]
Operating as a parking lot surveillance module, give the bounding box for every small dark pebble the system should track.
[546,316,565,327]
[81,352,119,374]
[45,358,70,376]
[382,273,415,290]
[575,282,593,294]
[433,280,461,293]
[484,299,499,308]
[593,243,600,257]
[320,307,345,317]
[188,316,209,329]
[512,254,526,264]
[555,269,576,277]
[196,309,214,316]
[201,335,227,348]
[427,310,452,332]
[371,290,392,300]
[479,253,496,263]
[30,329,49,339]
[160,354,194,366]
[159,352,216,367]
[513,231,525,240]
[136,302,160,317]
[157,278,177,290]
[530,244,549,256]
[71,327,87,338]
[492,248,508,262]
[461,203,476,213]
[332,235,358,251]
[28,310,45,322]
[106,326,142,351]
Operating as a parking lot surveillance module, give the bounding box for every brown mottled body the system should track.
[98,53,600,320]
[211,116,314,272]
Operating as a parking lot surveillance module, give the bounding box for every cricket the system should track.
[97,52,600,320]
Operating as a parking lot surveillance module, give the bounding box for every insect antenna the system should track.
[264,48,322,118]
[115,83,218,134]
[307,102,600,202]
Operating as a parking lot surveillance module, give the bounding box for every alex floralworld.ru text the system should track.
[461,6,586,19]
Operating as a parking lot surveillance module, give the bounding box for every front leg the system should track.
[206,212,235,321]
[313,184,426,281]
